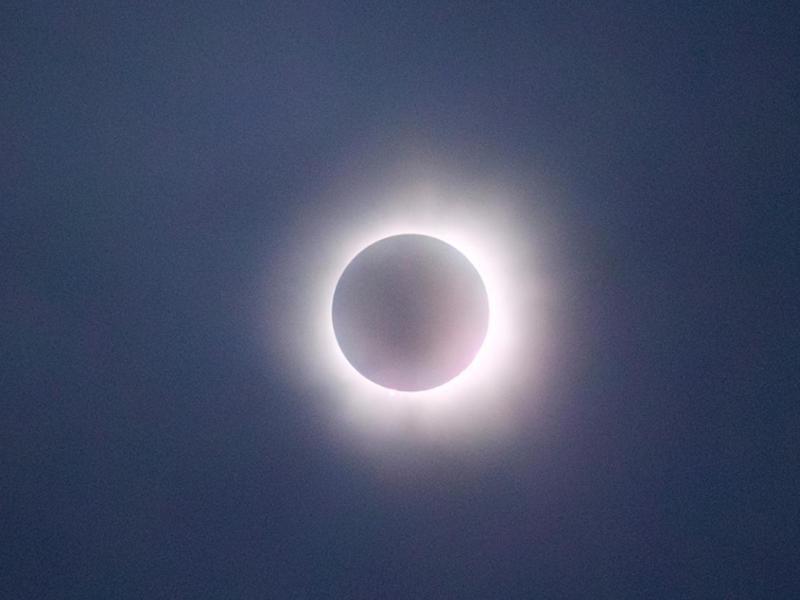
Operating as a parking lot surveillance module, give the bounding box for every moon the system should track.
[332,234,489,392]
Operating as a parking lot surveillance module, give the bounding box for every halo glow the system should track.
[276,175,553,444]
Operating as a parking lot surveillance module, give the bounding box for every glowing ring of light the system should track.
[289,178,550,443]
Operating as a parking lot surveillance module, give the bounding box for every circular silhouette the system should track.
[332,234,489,391]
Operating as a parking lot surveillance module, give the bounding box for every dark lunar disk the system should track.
[332,234,489,391]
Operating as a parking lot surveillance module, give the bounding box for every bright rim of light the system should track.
[286,177,550,444]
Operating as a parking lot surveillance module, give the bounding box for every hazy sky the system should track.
[3,2,798,597]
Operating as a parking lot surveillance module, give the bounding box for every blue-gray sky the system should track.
[3,2,799,597]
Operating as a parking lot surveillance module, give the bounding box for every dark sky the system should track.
[3,2,799,598]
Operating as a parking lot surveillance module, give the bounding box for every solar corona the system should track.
[271,174,553,444]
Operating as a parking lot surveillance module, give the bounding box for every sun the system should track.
[269,171,554,445]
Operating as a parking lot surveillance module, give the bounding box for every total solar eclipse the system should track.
[332,234,489,392]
